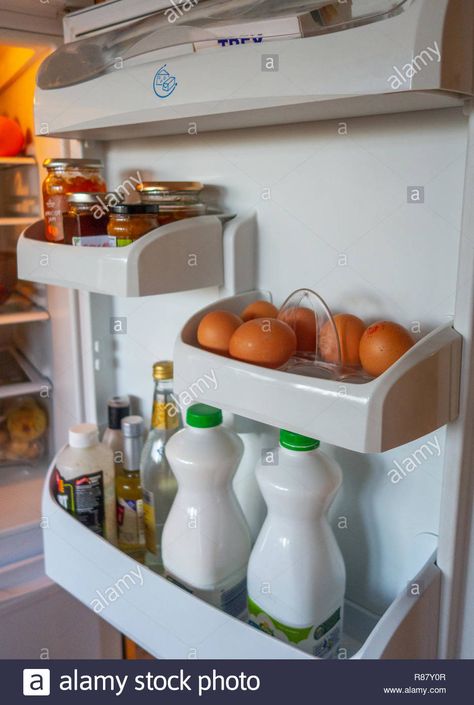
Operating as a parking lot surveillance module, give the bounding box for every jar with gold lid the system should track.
[136,182,205,226]
[42,158,106,242]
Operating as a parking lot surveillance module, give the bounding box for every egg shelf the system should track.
[17,216,226,297]
[173,291,462,454]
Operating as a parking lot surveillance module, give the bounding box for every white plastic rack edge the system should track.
[17,216,227,297]
[42,456,440,659]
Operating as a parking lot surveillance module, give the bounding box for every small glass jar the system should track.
[107,204,160,246]
[136,182,205,226]
[42,158,106,242]
[63,192,121,245]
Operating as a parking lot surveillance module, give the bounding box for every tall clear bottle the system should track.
[140,361,182,573]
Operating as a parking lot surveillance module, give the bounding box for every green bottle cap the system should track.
[280,429,320,451]
[186,403,223,429]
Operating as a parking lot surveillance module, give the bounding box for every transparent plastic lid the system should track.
[278,288,372,383]
[37,0,409,90]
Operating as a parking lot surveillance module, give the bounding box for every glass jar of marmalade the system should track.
[63,192,120,245]
[42,158,106,242]
[136,182,205,226]
[107,204,160,246]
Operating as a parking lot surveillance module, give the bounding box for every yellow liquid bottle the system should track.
[116,415,146,563]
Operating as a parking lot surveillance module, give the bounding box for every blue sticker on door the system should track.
[153,65,178,98]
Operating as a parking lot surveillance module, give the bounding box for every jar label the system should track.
[54,467,105,535]
[248,598,342,658]
[44,195,68,242]
[142,488,157,553]
[116,497,145,547]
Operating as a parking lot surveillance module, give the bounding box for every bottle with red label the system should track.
[54,423,117,545]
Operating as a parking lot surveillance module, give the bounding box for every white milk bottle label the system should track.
[247,430,346,658]
[166,572,247,618]
[248,598,342,658]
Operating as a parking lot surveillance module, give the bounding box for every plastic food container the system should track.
[0,395,48,466]
[42,158,106,242]
[136,182,205,226]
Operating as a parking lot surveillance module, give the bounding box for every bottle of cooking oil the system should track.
[140,361,181,573]
[116,415,146,562]
[102,396,130,477]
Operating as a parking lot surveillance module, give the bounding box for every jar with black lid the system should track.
[107,204,160,246]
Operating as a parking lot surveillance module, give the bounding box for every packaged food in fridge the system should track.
[42,158,106,242]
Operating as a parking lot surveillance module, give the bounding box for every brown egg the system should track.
[241,300,279,322]
[320,313,366,366]
[197,310,243,355]
[278,307,316,353]
[359,321,414,377]
[229,318,297,369]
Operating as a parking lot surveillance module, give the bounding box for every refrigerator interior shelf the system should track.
[0,157,36,170]
[17,216,226,297]
[0,347,52,399]
[42,457,441,659]
[0,217,38,227]
[174,292,462,453]
[0,293,49,326]
[0,462,48,567]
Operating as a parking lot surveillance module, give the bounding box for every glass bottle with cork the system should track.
[140,361,182,574]
[116,415,146,562]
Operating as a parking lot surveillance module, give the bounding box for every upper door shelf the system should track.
[34,0,473,140]
[17,217,225,297]
[174,292,462,453]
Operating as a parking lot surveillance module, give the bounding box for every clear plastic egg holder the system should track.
[278,289,371,383]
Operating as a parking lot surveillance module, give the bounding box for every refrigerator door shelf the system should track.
[17,216,227,298]
[35,0,472,140]
[42,460,440,659]
[174,291,462,454]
